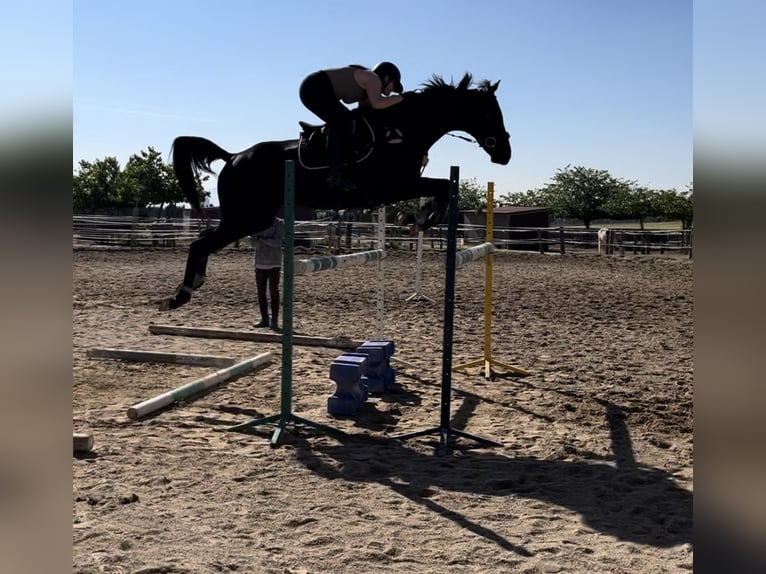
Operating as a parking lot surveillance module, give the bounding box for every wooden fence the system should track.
[72,215,692,258]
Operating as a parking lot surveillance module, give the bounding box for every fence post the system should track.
[559,226,565,254]
[688,227,693,259]
[537,229,543,254]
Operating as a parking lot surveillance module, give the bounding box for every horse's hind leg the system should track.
[414,177,450,231]
[191,227,215,289]
[159,226,239,310]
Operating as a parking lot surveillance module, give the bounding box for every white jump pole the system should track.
[405,197,434,303]
[375,206,386,338]
[127,352,274,419]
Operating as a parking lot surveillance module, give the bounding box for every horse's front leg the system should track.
[413,177,450,231]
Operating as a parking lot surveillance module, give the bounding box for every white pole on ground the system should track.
[87,347,236,368]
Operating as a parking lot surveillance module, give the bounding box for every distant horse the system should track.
[598,228,609,254]
[161,73,512,310]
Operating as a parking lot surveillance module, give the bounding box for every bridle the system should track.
[446,131,510,151]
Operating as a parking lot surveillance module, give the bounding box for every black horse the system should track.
[161,73,511,310]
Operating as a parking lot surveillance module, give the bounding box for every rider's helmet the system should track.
[372,62,403,93]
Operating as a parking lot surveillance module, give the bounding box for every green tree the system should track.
[120,147,186,213]
[498,188,548,207]
[72,156,123,212]
[679,182,694,228]
[73,147,209,215]
[604,183,655,229]
[541,165,625,228]
[458,177,486,211]
[652,186,693,229]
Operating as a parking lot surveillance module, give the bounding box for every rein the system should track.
[447,131,509,151]
[446,132,477,144]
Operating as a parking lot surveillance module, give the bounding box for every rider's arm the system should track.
[355,70,403,109]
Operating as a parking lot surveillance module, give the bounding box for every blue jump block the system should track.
[384,365,396,388]
[329,354,367,383]
[359,340,395,360]
[333,352,370,402]
[327,353,368,416]
[327,394,360,417]
[355,340,396,392]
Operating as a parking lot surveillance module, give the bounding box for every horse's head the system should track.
[418,74,512,165]
[462,78,512,165]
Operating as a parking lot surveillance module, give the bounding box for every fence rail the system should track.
[72,215,692,257]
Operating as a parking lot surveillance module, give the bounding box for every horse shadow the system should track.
[292,400,692,556]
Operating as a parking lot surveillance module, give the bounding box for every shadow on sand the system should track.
[292,400,692,556]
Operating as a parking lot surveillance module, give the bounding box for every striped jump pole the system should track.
[127,352,274,420]
[392,166,501,455]
[228,161,346,446]
[453,181,531,379]
[294,249,384,274]
[455,242,495,267]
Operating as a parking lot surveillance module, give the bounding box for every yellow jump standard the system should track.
[452,181,531,379]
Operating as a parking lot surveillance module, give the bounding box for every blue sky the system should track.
[73,0,692,204]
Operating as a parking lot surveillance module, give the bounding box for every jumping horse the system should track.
[161,73,512,310]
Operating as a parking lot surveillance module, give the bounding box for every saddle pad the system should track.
[298,116,376,170]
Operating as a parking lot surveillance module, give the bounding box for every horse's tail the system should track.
[171,136,232,214]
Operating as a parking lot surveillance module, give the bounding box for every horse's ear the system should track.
[490,81,500,93]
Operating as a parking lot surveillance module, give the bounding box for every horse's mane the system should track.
[420,73,493,93]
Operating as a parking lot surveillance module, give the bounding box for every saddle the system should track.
[297,114,404,170]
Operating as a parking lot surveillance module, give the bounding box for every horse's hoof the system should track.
[158,292,190,311]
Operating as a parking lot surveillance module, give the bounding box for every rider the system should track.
[299,62,404,192]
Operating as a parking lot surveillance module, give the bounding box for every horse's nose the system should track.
[491,140,511,165]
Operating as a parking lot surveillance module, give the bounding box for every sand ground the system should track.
[73,248,693,573]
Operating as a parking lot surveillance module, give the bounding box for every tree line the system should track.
[73,147,208,215]
[74,149,691,228]
[457,166,692,229]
